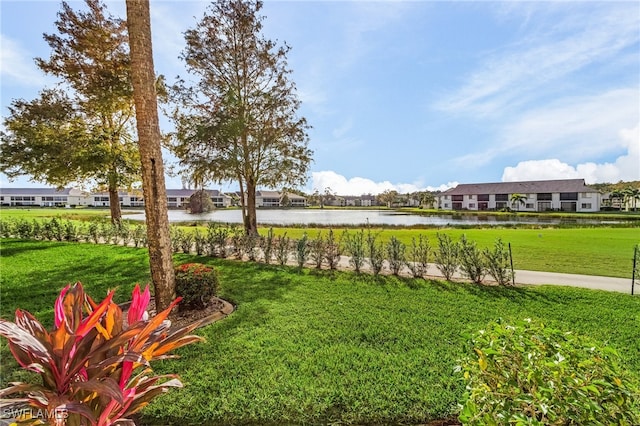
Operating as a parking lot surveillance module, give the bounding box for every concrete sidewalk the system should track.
[332,256,637,294]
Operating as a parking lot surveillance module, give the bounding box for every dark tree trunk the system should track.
[246,179,258,236]
[126,0,175,312]
[108,185,122,225]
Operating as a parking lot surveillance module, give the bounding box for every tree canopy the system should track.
[170,0,312,235]
[0,0,139,223]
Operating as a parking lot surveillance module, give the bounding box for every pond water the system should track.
[125,208,605,227]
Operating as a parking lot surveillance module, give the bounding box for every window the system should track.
[444,195,449,200]
[582,192,592,198]
[581,203,592,209]
[468,195,474,200]
[468,203,475,208]
[560,192,578,201]
[94,196,109,202]
[525,203,534,209]
[168,197,177,202]
[495,202,508,209]
[452,195,463,201]
[478,194,489,202]
[495,194,509,202]
[444,203,449,208]
[537,193,552,201]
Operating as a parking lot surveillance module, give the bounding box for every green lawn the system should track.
[1,239,639,425]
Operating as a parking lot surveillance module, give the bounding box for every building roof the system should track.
[442,179,598,196]
[0,188,83,196]
[257,190,281,198]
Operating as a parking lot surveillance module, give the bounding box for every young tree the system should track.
[126,0,175,312]
[0,0,139,224]
[377,189,398,208]
[171,0,312,235]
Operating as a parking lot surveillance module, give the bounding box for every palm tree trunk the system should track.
[126,0,175,312]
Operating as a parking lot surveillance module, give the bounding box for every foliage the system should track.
[174,263,220,310]
[458,235,486,284]
[3,240,640,425]
[344,229,366,273]
[261,228,275,264]
[206,222,229,258]
[0,0,140,223]
[188,189,215,214]
[295,233,310,268]
[366,228,385,275]
[0,282,203,425]
[483,238,514,286]
[309,233,326,269]
[386,236,406,276]
[324,228,342,270]
[457,318,640,425]
[170,0,312,235]
[406,234,430,278]
[275,233,290,266]
[434,233,460,281]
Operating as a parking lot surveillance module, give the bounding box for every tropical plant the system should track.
[275,233,290,266]
[295,233,310,269]
[457,318,640,425]
[366,228,385,276]
[175,263,219,310]
[0,282,203,425]
[261,228,275,264]
[510,193,527,212]
[324,228,342,270]
[309,233,326,269]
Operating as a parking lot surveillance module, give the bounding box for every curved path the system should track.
[331,256,636,294]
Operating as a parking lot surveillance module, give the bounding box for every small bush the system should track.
[344,229,366,273]
[170,227,184,253]
[457,318,640,426]
[261,228,275,264]
[366,228,384,275]
[180,231,194,253]
[132,224,147,248]
[458,235,485,284]
[194,228,206,255]
[88,222,100,244]
[434,233,459,281]
[483,237,514,285]
[406,234,430,279]
[295,233,310,268]
[309,233,326,269]
[275,233,290,266]
[175,263,220,310]
[386,236,406,276]
[324,228,342,270]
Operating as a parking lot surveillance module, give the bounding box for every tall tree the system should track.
[0,0,139,224]
[378,189,399,208]
[170,0,312,235]
[125,0,175,312]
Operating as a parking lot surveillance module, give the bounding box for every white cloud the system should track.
[437,3,640,116]
[502,124,640,184]
[454,88,639,167]
[0,34,47,87]
[310,170,456,195]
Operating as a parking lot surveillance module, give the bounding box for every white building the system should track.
[436,179,601,212]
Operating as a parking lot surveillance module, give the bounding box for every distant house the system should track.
[0,188,89,207]
[436,179,601,212]
[341,195,377,207]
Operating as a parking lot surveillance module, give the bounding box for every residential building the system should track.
[0,188,90,207]
[436,179,601,212]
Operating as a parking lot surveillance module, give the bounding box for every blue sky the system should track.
[1,0,639,195]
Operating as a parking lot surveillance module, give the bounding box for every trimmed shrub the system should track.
[458,234,485,284]
[174,263,220,310]
[406,234,430,278]
[483,237,514,285]
[344,229,366,273]
[261,228,275,264]
[275,233,290,266]
[324,228,342,270]
[309,232,326,269]
[194,228,206,255]
[457,318,640,425]
[386,236,406,276]
[366,228,384,275]
[295,233,310,268]
[434,233,459,281]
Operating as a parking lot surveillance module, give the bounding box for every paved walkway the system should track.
[330,256,637,294]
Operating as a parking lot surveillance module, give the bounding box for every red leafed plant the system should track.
[0,282,204,425]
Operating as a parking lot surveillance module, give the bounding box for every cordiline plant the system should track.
[0,282,204,425]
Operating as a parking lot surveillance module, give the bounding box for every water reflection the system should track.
[124,209,604,226]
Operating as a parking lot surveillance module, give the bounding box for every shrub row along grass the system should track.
[1,213,638,278]
[1,239,639,424]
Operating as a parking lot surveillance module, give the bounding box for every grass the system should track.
[1,239,639,425]
[0,207,124,222]
[1,207,639,277]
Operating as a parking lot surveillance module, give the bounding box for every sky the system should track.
[1,0,639,195]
